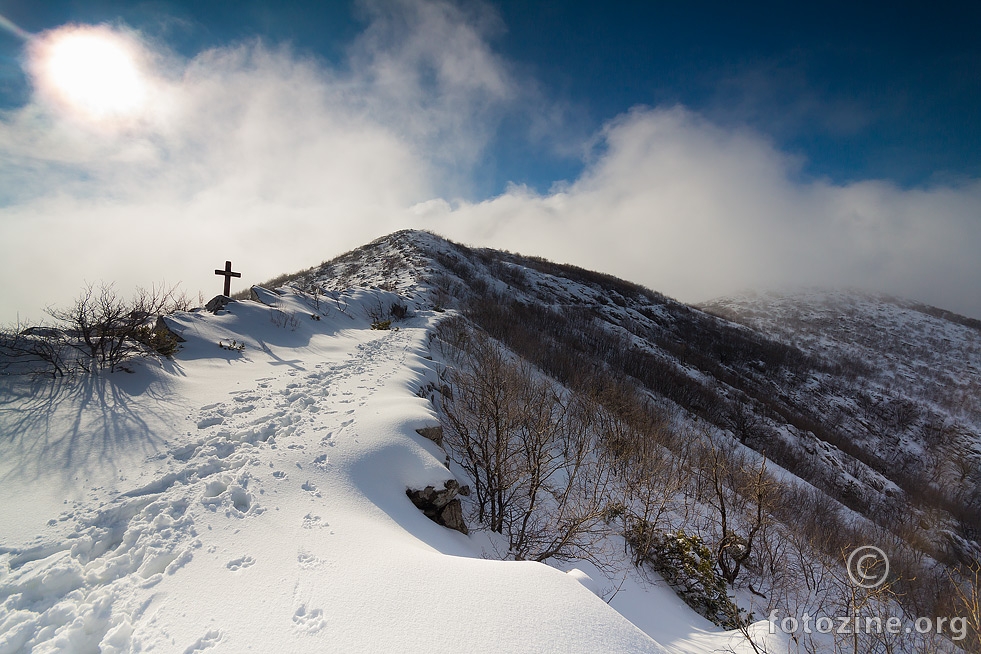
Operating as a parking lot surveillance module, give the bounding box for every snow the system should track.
[0,284,768,653]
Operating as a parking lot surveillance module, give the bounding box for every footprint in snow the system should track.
[297,551,324,569]
[292,605,327,633]
[302,513,327,529]
[197,416,225,429]
[226,555,256,571]
[182,629,222,653]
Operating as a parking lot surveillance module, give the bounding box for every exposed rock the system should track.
[206,295,233,313]
[154,316,186,342]
[943,530,981,567]
[19,326,64,338]
[406,479,470,535]
[415,426,444,448]
[249,286,283,306]
[436,498,467,535]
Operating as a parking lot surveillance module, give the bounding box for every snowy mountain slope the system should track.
[701,291,981,535]
[292,231,980,539]
[702,290,981,429]
[3,229,977,653]
[275,230,979,652]
[430,233,978,545]
[0,283,768,653]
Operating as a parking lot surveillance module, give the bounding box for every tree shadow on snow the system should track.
[0,369,177,486]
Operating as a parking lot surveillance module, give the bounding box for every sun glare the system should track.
[31,26,148,123]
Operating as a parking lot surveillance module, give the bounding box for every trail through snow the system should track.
[0,288,770,653]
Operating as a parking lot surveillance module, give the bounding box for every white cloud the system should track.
[348,0,515,182]
[0,1,979,325]
[0,0,516,323]
[417,106,981,318]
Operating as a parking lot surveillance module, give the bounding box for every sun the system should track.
[30,25,149,123]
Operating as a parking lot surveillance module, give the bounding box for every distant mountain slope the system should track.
[703,290,981,424]
[701,291,981,532]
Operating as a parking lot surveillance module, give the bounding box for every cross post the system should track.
[215,260,242,296]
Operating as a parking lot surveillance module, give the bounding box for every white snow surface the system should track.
[0,286,774,653]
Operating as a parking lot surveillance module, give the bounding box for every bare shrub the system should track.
[390,302,408,321]
[46,283,184,372]
[0,324,70,377]
[950,561,981,652]
[270,308,301,331]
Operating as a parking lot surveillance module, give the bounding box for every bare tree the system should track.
[698,439,774,585]
[726,399,760,445]
[47,283,183,372]
[507,393,616,565]
[440,329,615,564]
[949,561,981,653]
[441,333,524,533]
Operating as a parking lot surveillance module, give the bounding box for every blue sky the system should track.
[498,1,981,190]
[5,0,978,192]
[1,0,979,321]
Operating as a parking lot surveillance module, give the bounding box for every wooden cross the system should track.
[215,260,242,296]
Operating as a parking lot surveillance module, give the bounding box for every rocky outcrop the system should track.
[205,295,233,313]
[414,426,450,467]
[154,316,186,342]
[249,286,283,306]
[406,480,470,535]
[415,426,444,448]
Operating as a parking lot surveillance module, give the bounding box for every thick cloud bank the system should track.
[425,108,981,317]
[0,0,978,323]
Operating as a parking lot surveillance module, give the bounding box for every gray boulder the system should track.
[415,426,444,447]
[205,295,233,313]
[406,479,470,535]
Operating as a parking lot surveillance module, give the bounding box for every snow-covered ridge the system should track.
[3,230,977,653]
[2,281,738,653]
[284,231,980,559]
[315,231,980,649]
